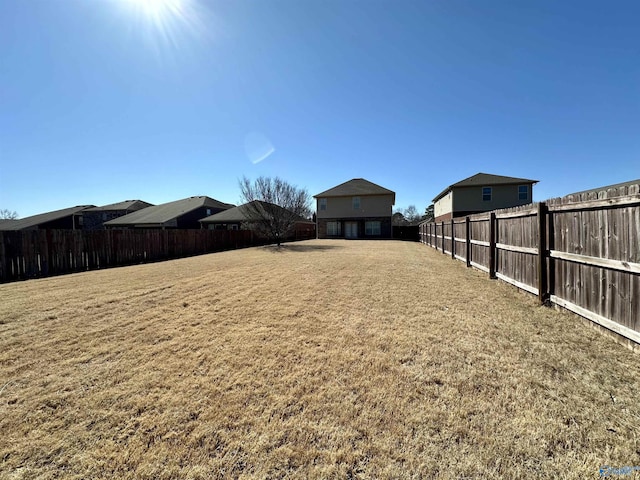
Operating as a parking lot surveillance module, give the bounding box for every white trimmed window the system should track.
[518,185,528,200]
[327,221,341,236]
[319,198,327,211]
[365,221,381,236]
[482,187,492,202]
[352,196,360,210]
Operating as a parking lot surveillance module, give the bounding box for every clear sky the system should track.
[1,0,638,218]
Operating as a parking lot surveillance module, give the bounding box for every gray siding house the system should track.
[433,173,538,222]
[314,178,395,239]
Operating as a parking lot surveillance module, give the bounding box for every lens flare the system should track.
[120,0,207,56]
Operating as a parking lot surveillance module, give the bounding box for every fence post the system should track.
[489,212,496,279]
[451,219,455,259]
[537,202,549,305]
[441,221,445,255]
[546,204,555,304]
[465,217,471,268]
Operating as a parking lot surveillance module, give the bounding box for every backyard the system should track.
[1,239,639,479]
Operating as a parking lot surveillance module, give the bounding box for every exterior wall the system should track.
[433,212,453,223]
[37,215,82,230]
[434,191,453,220]
[317,217,392,239]
[453,184,533,213]
[83,210,130,230]
[316,194,393,219]
[176,207,227,229]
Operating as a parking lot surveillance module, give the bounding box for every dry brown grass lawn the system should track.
[1,240,640,479]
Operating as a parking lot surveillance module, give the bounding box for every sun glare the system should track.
[119,0,207,55]
[127,0,184,18]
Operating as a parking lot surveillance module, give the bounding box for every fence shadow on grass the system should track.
[263,243,344,253]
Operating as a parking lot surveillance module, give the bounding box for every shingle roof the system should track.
[199,201,313,224]
[84,200,154,212]
[314,178,395,202]
[0,205,95,231]
[104,196,233,226]
[433,173,539,202]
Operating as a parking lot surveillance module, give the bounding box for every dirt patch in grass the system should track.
[1,240,639,479]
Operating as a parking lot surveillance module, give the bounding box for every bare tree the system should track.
[0,209,18,220]
[403,205,421,225]
[392,210,407,226]
[393,205,421,226]
[239,176,311,246]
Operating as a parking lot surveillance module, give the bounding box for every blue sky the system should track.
[1,0,638,218]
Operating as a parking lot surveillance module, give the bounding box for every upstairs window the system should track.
[319,198,327,211]
[518,185,528,200]
[352,196,360,210]
[482,187,492,202]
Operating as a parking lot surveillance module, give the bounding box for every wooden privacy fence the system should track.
[419,184,640,346]
[0,228,315,283]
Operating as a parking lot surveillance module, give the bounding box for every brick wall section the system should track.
[433,212,453,223]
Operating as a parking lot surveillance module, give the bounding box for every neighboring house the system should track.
[0,219,17,229]
[82,200,154,230]
[314,178,395,239]
[104,196,233,229]
[0,205,95,231]
[199,200,315,238]
[432,173,538,222]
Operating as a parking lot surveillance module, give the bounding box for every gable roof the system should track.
[199,201,314,224]
[314,178,395,203]
[0,205,95,231]
[433,173,539,202]
[84,200,154,212]
[104,196,234,227]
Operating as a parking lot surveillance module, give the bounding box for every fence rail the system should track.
[419,183,640,346]
[0,228,315,283]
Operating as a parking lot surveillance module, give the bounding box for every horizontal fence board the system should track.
[551,295,640,345]
[470,261,490,273]
[548,194,640,212]
[496,243,538,255]
[470,240,490,247]
[495,208,538,219]
[496,272,539,295]
[550,250,640,274]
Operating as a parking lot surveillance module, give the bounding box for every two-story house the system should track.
[433,173,538,222]
[314,178,395,239]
